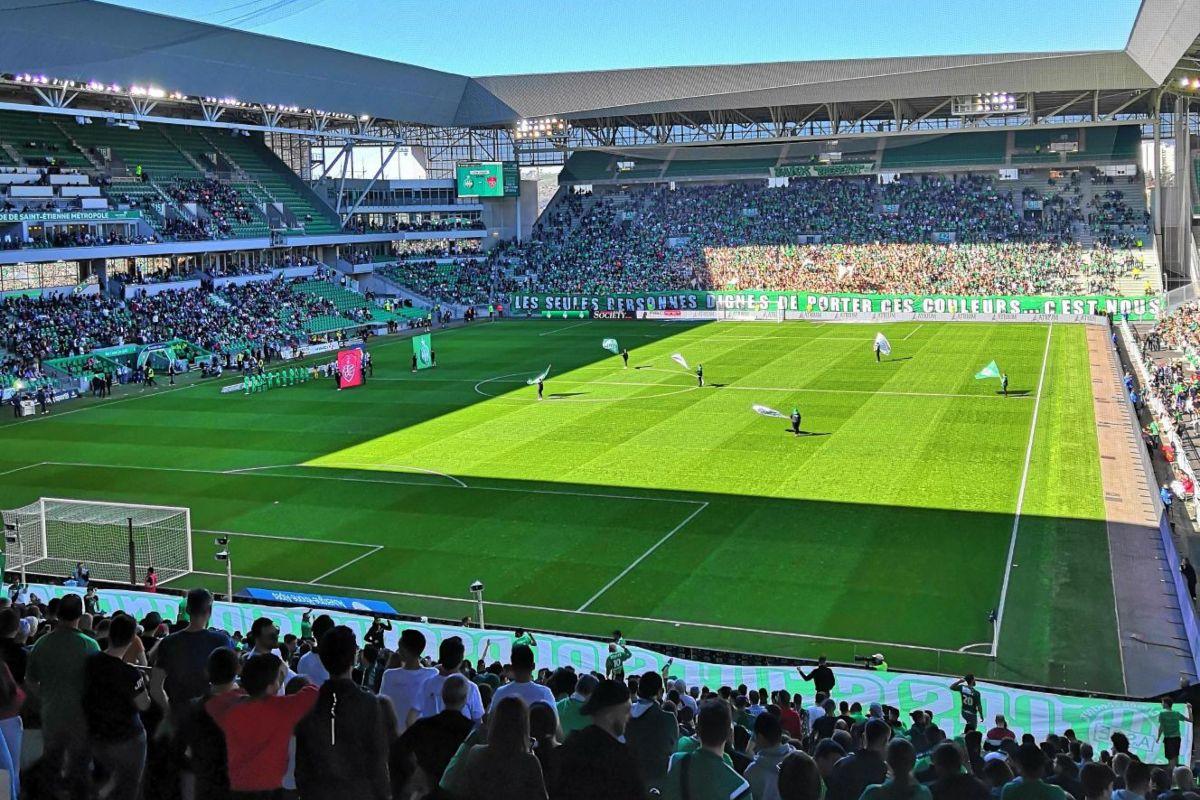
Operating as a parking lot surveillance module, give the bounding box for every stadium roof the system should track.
[0,0,1196,130]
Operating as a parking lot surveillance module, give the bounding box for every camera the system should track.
[470,580,484,593]
[854,653,886,669]
[215,549,229,562]
[4,522,17,545]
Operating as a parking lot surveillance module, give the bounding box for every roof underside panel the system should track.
[1125,0,1200,84]
[461,51,1156,125]
[0,0,468,127]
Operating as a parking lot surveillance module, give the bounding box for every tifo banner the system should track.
[336,348,363,389]
[413,333,433,370]
[511,291,1161,321]
[24,583,1187,764]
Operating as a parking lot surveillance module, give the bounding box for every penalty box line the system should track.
[195,528,383,585]
[184,565,973,655]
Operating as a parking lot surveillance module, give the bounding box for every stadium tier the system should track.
[1,1,1199,797]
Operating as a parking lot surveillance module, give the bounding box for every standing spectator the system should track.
[144,566,158,593]
[151,588,234,712]
[0,659,24,800]
[295,626,391,799]
[1181,558,1197,603]
[394,675,474,797]
[746,713,795,800]
[826,718,890,800]
[1003,744,1068,800]
[295,614,336,687]
[861,738,931,800]
[798,655,837,696]
[530,700,561,789]
[625,670,680,792]
[1080,763,1115,800]
[951,674,982,732]
[929,743,990,800]
[207,653,319,797]
[660,699,751,800]
[775,751,824,800]
[463,696,548,800]
[552,678,646,800]
[380,628,437,733]
[415,636,485,725]
[175,647,241,800]
[1157,700,1190,769]
[84,613,150,800]
[556,672,598,740]
[492,645,556,719]
[986,715,1018,748]
[26,592,98,795]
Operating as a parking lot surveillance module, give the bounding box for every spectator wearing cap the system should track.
[380,628,437,733]
[295,626,391,799]
[150,588,234,713]
[207,652,319,797]
[414,636,485,725]
[746,712,795,800]
[174,647,241,800]
[660,699,751,800]
[83,613,150,800]
[295,613,336,687]
[826,718,891,800]
[557,672,598,739]
[625,670,680,792]
[929,742,990,800]
[464,695,547,800]
[26,592,98,796]
[552,678,646,800]
[1003,743,1069,800]
[492,644,557,722]
[1080,762,1115,800]
[394,674,474,796]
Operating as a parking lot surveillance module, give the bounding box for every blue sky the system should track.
[105,0,1143,76]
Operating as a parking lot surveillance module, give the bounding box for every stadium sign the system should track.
[771,162,875,178]
[510,291,1161,321]
[27,581,1187,764]
[0,210,142,223]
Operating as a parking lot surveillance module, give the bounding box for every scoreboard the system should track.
[455,161,519,198]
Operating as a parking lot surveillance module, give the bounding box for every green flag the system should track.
[974,360,1001,380]
[413,334,433,370]
[602,338,619,354]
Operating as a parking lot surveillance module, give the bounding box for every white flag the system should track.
[526,365,551,385]
[752,404,786,419]
[874,333,892,356]
[671,353,690,371]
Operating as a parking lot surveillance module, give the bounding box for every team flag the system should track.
[336,348,364,389]
[602,338,620,354]
[751,404,787,419]
[526,365,551,385]
[975,360,1001,380]
[874,332,892,356]
[413,333,433,370]
[670,353,690,371]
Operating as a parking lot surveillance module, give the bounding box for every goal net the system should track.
[2,498,192,585]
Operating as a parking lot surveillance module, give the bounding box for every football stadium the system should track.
[1,0,1199,796]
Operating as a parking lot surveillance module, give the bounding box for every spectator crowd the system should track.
[0,583,1189,800]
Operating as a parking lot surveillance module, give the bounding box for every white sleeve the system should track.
[467,682,485,722]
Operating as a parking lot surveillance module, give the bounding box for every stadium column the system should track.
[85,259,106,291]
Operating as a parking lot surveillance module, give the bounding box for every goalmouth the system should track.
[1,497,192,585]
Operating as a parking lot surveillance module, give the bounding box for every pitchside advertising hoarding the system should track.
[22,582,1188,763]
[509,291,1162,321]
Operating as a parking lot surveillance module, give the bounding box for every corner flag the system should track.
[527,365,551,385]
[874,333,892,356]
[602,338,619,354]
[975,360,1001,380]
[670,353,690,371]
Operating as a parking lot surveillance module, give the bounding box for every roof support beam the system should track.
[339,142,402,228]
[902,98,949,130]
[1103,89,1153,120]
[1041,92,1091,123]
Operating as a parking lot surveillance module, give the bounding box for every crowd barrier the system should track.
[24,583,1185,763]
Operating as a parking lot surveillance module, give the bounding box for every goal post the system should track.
[1,497,192,585]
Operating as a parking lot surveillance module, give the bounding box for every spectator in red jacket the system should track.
[207,652,318,798]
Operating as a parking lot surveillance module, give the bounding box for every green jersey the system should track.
[606,643,632,679]
[1160,709,1186,738]
[659,750,750,800]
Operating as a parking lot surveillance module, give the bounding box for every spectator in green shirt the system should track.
[861,738,933,800]
[606,640,633,681]
[513,628,537,649]
[660,700,751,800]
[557,673,599,740]
[1002,743,1068,800]
[26,593,99,797]
[1158,699,1191,768]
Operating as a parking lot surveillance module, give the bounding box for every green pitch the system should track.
[0,319,1122,692]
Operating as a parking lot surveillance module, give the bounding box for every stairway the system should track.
[51,120,104,171]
